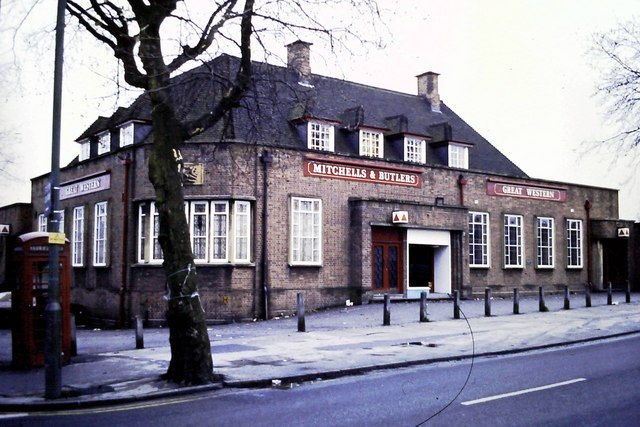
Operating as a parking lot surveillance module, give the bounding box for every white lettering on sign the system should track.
[304,159,422,188]
[487,179,566,202]
[60,173,111,200]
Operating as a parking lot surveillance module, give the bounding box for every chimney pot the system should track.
[287,40,313,82]
[416,71,441,112]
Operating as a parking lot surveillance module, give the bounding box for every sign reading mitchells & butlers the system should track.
[60,172,111,200]
[486,179,567,202]
[304,157,422,188]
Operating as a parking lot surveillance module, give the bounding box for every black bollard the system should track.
[70,314,78,357]
[626,280,631,304]
[513,288,520,315]
[563,286,570,310]
[484,288,492,317]
[297,292,306,332]
[383,294,391,326]
[420,291,429,322]
[453,290,460,320]
[135,315,144,349]
[585,284,592,308]
[539,286,548,312]
[607,282,613,305]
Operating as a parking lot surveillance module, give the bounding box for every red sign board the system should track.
[304,158,422,188]
[486,179,566,202]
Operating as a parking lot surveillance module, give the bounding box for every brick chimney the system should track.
[416,71,441,112]
[287,40,312,82]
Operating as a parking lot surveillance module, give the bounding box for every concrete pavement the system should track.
[0,292,639,410]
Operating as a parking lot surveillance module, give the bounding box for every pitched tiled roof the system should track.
[76,54,527,178]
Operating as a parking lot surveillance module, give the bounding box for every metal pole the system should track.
[607,282,612,305]
[297,292,305,332]
[563,286,570,310]
[626,280,631,304]
[513,288,520,315]
[383,294,391,326]
[45,0,67,400]
[135,316,144,349]
[585,283,592,308]
[453,290,460,319]
[484,287,491,317]
[538,286,548,312]
[419,291,429,322]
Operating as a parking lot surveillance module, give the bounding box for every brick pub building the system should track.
[14,41,638,325]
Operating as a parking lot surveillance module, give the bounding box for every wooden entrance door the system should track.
[372,227,403,293]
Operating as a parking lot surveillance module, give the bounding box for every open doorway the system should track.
[409,244,434,291]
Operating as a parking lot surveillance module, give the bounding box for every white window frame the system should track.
[536,217,555,268]
[79,139,90,161]
[448,144,469,169]
[93,201,108,266]
[119,122,135,147]
[97,131,110,155]
[72,206,84,267]
[189,201,209,263]
[504,214,523,268]
[469,211,490,267]
[137,199,252,265]
[38,214,47,232]
[404,137,426,164]
[211,201,229,262]
[290,197,322,266]
[307,121,334,152]
[359,129,384,158]
[566,219,583,268]
[137,202,163,264]
[233,201,251,263]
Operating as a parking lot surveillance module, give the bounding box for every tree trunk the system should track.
[148,94,214,385]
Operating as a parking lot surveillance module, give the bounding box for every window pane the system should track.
[504,215,523,267]
[291,197,322,264]
[72,206,84,266]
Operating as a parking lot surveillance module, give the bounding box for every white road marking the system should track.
[461,378,587,406]
[0,413,29,419]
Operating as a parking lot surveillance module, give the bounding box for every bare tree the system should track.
[65,0,382,385]
[592,20,640,167]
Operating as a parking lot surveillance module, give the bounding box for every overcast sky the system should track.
[1,0,639,220]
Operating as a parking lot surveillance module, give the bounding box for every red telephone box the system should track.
[11,232,71,369]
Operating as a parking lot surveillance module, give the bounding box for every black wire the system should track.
[414,297,475,427]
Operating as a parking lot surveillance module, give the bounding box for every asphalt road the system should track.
[2,334,639,427]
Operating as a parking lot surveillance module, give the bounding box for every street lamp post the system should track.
[45,0,67,400]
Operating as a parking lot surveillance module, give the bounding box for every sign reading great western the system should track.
[486,179,567,202]
[60,173,111,200]
[304,158,422,188]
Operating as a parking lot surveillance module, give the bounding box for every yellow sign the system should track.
[48,232,66,245]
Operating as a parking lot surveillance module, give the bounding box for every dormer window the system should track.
[97,131,110,155]
[448,143,469,169]
[404,137,426,164]
[119,122,134,147]
[359,129,383,158]
[308,121,334,152]
[79,139,90,161]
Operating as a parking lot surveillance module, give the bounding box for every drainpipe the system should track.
[260,150,273,320]
[584,200,592,288]
[118,154,132,328]
[457,174,467,206]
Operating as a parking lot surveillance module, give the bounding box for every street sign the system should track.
[44,182,52,217]
[48,232,65,245]
[0,224,10,235]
